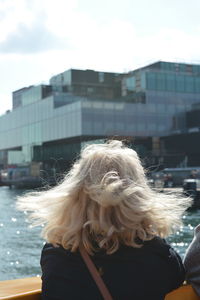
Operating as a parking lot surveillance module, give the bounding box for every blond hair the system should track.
[17,140,190,254]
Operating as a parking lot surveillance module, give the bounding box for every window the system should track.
[147,104,156,113]
[138,123,145,131]
[146,72,156,90]
[87,87,94,94]
[185,76,194,93]
[156,104,166,113]
[99,72,104,83]
[179,64,186,72]
[157,73,166,91]
[126,77,135,91]
[195,78,200,93]
[147,123,156,131]
[166,73,175,91]
[176,75,185,93]
[161,62,174,72]
[192,65,200,74]
[94,121,103,133]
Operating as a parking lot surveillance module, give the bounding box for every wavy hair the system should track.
[17,140,191,254]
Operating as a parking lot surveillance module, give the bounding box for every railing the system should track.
[0,277,41,300]
[0,277,200,300]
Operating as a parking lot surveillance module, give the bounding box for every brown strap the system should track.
[79,245,113,300]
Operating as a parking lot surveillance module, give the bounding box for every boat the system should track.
[0,277,199,300]
[0,277,41,300]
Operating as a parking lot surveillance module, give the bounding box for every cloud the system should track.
[1,0,200,115]
[0,16,68,54]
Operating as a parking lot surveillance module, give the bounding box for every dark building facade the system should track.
[50,69,122,99]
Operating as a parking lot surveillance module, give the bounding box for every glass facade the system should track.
[50,70,72,86]
[126,77,135,92]
[21,86,43,106]
[148,61,200,74]
[146,72,200,93]
[0,96,82,163]
[1,61,200,167]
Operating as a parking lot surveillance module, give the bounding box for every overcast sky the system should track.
[0,0,200,114]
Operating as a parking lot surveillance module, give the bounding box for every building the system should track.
[122,61,200,167]
[0,61,200,175]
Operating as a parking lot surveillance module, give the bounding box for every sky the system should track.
[0,0,200,114]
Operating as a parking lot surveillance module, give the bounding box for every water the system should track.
[0,186,200,281]
[0,187,44,281]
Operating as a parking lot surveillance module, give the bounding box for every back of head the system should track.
[17,140,190,254]
[76,140,147,207]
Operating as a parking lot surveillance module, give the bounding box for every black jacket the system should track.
[41,238,184,300]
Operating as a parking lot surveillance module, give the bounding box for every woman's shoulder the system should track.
[40,243,86,281]
[41,243,82,266]
[40,238,182,269]
[135,236,174,256]
[147,237,183,266]
[41,237,176,259]
[42,242,70,254]
[144,237,185,289]
[41,243,80,261]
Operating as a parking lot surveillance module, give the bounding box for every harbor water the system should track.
[0,186,200,281]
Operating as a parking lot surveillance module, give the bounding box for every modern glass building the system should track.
[1,61,200,172]
[121,61,200,167]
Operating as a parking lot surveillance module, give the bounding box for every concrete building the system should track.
[0,61,200,174]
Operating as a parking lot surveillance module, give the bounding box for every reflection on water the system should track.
[0,186,200,280]
[167,211,200,256]
[0,187,43,280]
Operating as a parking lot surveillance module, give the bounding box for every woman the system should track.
[17,140,190,300]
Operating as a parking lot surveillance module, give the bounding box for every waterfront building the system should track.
[122,61,200,167]
[0,61,200,175]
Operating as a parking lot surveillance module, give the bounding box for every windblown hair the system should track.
[17,140,190,254]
